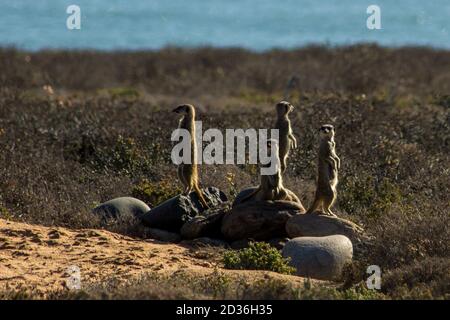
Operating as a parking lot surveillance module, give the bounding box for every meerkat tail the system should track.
[194,184,209,208]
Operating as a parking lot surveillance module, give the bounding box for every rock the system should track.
[140,187,227,232]
[267,237,290,250]
[180,237,229,248]
[92,197,150,219]
[282,235,353,280]
[233,187,258,207]
[145,227,181,243]
[180,203,230,239]
[233,187,305,210]
[286,213,365,243]
[230,238,289,250]
[221,200,305,241]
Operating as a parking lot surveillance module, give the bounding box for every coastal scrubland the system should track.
[0,45,448,299]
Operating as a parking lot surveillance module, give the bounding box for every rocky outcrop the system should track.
[180,203,230,239]
[221,200,305,241]
[140,187,227,232]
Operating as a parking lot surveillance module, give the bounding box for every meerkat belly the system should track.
[278,136,290,152]
[317,164,333,192]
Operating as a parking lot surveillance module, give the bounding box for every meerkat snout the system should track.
[319,124,334,137]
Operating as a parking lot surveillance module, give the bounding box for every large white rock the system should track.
[282,235,353,280]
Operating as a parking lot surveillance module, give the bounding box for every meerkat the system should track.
[240,139,301,204]
[306,124,341,216]
[172,104,209,208]
[275,101,297,173]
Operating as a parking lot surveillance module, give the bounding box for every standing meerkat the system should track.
[240,139,301,204]
[173,104,209,208]
[307,124,341,216]
[275,101,297,173]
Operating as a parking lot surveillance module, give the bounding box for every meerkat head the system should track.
[319,124,335,139]
[276,101,294,117]
[172,104,195,115]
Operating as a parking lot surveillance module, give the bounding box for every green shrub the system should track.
[131,179,181,207]
[434,94,450,108]
[223,242,295,275]
[339,175,403,218]
[63,134,147,175]
[109,135,141,174]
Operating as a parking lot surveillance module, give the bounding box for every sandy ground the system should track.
[0,218,318,297]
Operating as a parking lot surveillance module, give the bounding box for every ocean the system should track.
[0,0,449,51]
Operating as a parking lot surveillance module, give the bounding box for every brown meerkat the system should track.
[275,101,297,173]
[240,139,301,204]
[306,124,340,216]
[173,104,209,208]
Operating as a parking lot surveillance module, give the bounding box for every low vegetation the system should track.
[0,271,386,300]
[223,242,295,275]
[0,45,448,299]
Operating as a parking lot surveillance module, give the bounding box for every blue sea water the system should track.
[0,0,449,51]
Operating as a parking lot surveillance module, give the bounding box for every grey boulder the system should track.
[286,213,365,243]
[282,235,353,280]
[140,187,227,232]
[92,197,150,219]
[221,200,305,241]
